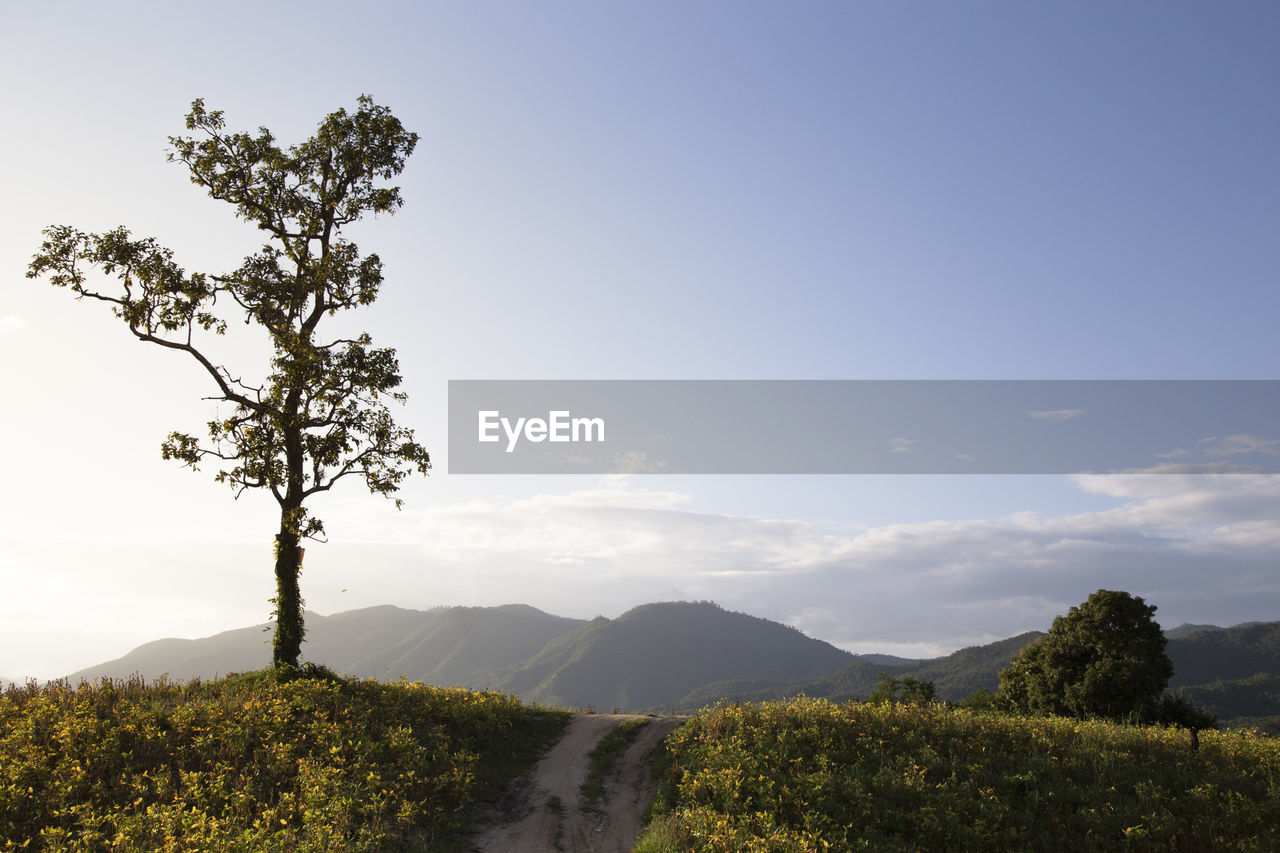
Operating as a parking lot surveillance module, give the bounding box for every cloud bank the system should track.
[8,472,1278,676]
[330,472,1280,657]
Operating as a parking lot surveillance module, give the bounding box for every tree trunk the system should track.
[272,524,304,669]
[274,390,307,670]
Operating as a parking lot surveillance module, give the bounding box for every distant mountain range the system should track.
[67,604,586,688]
[60,604,1280,729]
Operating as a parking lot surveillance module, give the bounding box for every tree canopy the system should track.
[868,673,936,705]
[28,96,430,669]
[998,589,1173,721]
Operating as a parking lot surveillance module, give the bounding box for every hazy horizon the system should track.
[4,3,1279,681]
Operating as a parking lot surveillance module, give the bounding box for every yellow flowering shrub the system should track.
[641,698,1280,852]
[0,673,566,851]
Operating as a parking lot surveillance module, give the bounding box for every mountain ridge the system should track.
[52,602,1280,726]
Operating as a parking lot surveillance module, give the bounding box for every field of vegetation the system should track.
[0,671,568,852]
[7,670,1280,852]
[637,698,1280,852]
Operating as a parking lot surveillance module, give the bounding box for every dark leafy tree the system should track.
[1153,692,1218,748]
[959,687,999,712]
[27,97,430,670]
[868,673,936,705]
[998,589,1173,721]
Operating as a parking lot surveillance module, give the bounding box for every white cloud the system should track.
[0,316,26,336]
[1028,408,1084,420]
[889,437,918,454]
[609,450,670,474]
[1156,437,1280,466]
[1198,434,1280,457]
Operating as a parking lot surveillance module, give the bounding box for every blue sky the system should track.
[2,2,1279,680]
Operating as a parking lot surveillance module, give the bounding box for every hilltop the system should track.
[492,601,854,710]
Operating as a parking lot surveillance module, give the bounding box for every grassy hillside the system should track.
[0,671,568,851]
[493,602,854,711]
[638,699,1280,852]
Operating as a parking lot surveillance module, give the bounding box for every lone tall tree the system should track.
[998,589,1173,721]
[28,97,430,669]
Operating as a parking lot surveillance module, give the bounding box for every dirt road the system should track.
[471,714,684,853]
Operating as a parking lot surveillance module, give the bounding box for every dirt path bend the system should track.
[471,713,684,853]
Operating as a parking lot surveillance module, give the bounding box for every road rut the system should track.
[471,714,683,852]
